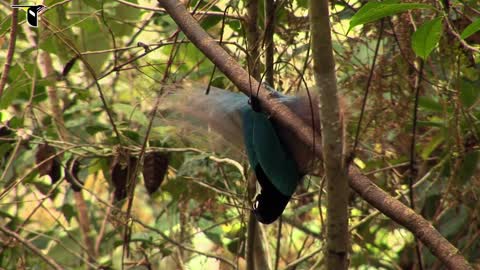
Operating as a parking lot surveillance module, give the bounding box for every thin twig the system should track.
[0,146,75,200]
[40,19,123,142]
[206,5,232,94]
[0,225,63,269]
[409,58,425,270]
[263,0,275,86]
[284,247,323,270]
[352,19,384,154]
[114,0,243,21]
[282,216,323,240]
[274,217,282,270]
[95,195,113,257]
[133,218,237,269]
[444,15,480,54]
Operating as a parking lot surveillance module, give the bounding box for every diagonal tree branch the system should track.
[158,0,473,268]
[0,225,63,270]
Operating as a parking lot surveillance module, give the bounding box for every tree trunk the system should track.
[309,0,350,269]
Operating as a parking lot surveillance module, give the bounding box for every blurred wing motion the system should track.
[166,85,319,224]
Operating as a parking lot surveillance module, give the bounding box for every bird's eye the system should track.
[253,199,259,210]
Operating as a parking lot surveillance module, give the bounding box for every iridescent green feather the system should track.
[242,109,300,196]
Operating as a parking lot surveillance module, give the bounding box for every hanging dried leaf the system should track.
[143,152,169,195]
[36,143,61,184]
[110,156,127,202]
[50,159,62,184]
[110,154,137,203]
[36,144,56,176]
[65,158,82,192]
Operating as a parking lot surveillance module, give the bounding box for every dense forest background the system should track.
[0,0,479,269]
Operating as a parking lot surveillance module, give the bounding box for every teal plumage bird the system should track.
[167,85,319,224]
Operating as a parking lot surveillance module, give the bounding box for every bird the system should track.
[163,84,320,224]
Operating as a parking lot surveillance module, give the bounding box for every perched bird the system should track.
[164,85,320,224]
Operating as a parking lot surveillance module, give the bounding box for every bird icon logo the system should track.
[11,4,46,28]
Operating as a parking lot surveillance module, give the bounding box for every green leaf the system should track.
[458,151,479,185]
[29,232,52,250]
[296,0,308,8]
[200,6,222,30]
[120,129,141,143]
[88,158,109,175]
[460,18,480,40]
[349,2,432,31]
[228,20,242,32]
[109,0,142,37]
[83,0,102,9]
[418,96,443,112]
[417,117,445,128]
[85,124,111,135]
[0,13,12,36]
[112,103,149,126]
[460,79,480,108]
[438,206,468,238]
[72,14,111,74]
[61,203,76,223]
[198,217,223,246]
[162,177,188,200]
[412,17,443,60]
[47,230,83,266]
[422,194,441,219]
[421,134,444,159]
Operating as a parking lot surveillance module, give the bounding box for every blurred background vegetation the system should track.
[0,0,479,269]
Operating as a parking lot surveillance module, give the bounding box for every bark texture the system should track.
[309,0,349,268]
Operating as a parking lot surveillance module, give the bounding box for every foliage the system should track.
[0,0,479,269]
[411,17,443,60]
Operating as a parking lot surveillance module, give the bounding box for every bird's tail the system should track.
[158,84,249,150]
[159,83,322,175]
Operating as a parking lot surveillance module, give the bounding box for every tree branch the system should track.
[158,0,473,268]
[133,218,237,269]
[0,225,63,270]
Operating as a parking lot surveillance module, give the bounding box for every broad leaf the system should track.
[460,79,480,108]
[458,151,480,185]
[438,206,468,238]
[420,134,444,159]
[460,18,480,40]
[412,17,443,60]
[418,96,443,112]
[349,2,432,31]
